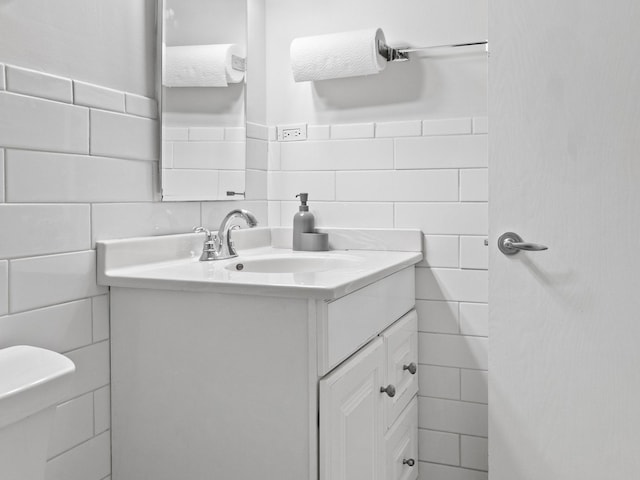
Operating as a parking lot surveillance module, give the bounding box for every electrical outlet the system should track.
[277,124,307,142]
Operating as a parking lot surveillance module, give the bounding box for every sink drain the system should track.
[235,263,244,271]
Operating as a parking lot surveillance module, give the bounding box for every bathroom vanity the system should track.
[98,227,422,480]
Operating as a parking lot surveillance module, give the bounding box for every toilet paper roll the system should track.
[163,44,245,87]
[290,28,387,82]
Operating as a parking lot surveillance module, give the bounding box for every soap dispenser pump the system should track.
[293,193,315,250]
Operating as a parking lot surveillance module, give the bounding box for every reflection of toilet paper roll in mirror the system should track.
[163,44,245,87]
[290,28,387,82]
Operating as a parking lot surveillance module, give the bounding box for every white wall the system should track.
[264,0,487,124]
[0,2,264,479]
[263,1,489,478]
[0,0,157,97]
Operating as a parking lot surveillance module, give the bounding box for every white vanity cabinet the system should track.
[320,310,419,480]
[101,228,423,480]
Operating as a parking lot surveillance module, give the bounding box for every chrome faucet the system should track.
[193,209,258,261]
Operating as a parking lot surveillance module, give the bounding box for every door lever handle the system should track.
[498,232,548,255]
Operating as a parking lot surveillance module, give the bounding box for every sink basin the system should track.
[224,253,363,274]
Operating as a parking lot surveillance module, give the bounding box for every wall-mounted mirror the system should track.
[159,0,247,201]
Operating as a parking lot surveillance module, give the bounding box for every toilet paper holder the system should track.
[378,39,488,62]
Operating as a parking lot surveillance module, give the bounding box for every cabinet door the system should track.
[320,337,386,480]
[385,397,419,480]
[382,310,419,429]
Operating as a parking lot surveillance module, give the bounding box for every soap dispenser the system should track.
[293,193,315,250]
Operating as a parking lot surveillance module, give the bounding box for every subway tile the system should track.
[268,126,277,141]
[268,171,335,201]
[63,341,110,401]
[416,268,488,303]
[279,201,394,229]
[267,201,281,226]
[244,169,268,201]
[45,430,111,480]
[416,300,459,334]
[419,397,488,436]
[0,300,92,352]
[460,236,488,270]
[395,203,488,235]
[0,149,4,202]
[188,127,224,141]
[0,204,90,258]
[10,251,106,313]
[94,386,111,434]
[173,142,245,170]
[161,170,219,201]
[125,93,158,118]
[90,110,158,161]
[419,462,487,480]
[395,135,487,169]
[92,202,201,243]
[162,142,173,168]
[459,303,488,337]
[336,170,458,202]
[74,81,125,111]
[200,201,268,228]
[280,139,393,171]
[331,122,374,139]
[419,333,488,370]
[246,138,268,170]
[92,295,110,343]
[0,91,89,153]
[473,116,489,134]
[376,120,422,138]
[246,169,267,200]
[461,370,488,404]
[48,393,94,459]
[5,150,154,203]
[460,169,488,202]
[5,66,72,103]
[307,125,330,140]
[0,261,8,316]
[267,141,281,171]
[246,123,269,140]
[225,127,246,141]
[218,171,245,199]
[419,429,460,466]
[461,436,488,471]
[163,127,189,141]
[422,235,459,268]
[418,365,460,400]
[0,64,5,89]
[422,118,472,136]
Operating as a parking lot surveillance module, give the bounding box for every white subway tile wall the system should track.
[0,64,256,480]
[269,117,488,477]
[74,81,125,112]
[6,66,73,103]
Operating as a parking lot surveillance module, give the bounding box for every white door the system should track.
[319,337,386,480]
[489,1,640,479]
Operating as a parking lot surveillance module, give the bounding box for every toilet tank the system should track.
[0,346,76,480]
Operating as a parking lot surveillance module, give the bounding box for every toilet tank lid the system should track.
[0,346,75,403]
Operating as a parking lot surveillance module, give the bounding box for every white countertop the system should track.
[97,227,423,300]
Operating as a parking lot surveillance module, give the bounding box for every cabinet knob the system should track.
[380,384,396,398]
[403,362,417,375]
[403,458,416,467]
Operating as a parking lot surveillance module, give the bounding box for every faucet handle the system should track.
[193,226,212,238]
